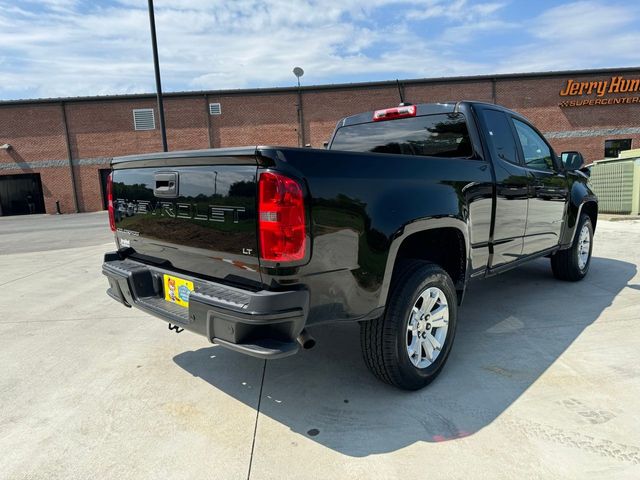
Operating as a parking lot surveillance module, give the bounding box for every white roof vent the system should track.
[133,108,156,130]
[209,103,222,115]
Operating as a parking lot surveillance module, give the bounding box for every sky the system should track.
[0,0,639,101]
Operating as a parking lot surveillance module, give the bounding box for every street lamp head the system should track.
[293,67,304,78]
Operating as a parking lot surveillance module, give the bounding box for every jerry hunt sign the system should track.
[559,75,640,108]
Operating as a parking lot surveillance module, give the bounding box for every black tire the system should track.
[360,261,458,390]
[550,214,593,281]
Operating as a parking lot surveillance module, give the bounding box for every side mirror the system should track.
[561,151,585,171]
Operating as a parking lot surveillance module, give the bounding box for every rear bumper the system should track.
[102,252,308,359]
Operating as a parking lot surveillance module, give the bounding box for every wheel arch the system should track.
[581,200,598,232]
[378,218,469,308]
[561,172,598,248]
[562,197,598,248]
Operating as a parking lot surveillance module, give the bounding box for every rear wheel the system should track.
[551,213,593,281]
[360,262,458,390]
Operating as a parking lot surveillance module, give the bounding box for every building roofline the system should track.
[1,66,639,107]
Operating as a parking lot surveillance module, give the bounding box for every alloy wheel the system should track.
[406,286,449,368]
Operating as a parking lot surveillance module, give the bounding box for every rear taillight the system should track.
[107,172,116,232]
[373,104,416,122]
[258,171,306,262]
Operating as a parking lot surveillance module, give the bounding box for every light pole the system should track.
[147,0,168,152]
[293,67,305,147]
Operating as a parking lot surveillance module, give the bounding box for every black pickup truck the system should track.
[103,101,597,390]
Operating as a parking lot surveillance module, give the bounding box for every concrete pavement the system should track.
[0,212,113,254]
[1,213,639,479]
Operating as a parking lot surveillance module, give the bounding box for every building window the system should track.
[604,139,631,158]
[133,108,156,130]
[208,103,222,115]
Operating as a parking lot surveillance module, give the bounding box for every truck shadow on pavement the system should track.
[173,256,636,457]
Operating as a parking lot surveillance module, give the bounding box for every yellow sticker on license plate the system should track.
[164,274,194,308]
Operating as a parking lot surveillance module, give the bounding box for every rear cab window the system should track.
[330,113,473,158]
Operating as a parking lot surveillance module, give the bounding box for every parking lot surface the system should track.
[1,212,639,479]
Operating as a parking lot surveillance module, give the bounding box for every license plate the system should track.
[163,274,194,308]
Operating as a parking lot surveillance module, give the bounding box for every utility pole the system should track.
[147,0,168,152]
[293,67,305,147]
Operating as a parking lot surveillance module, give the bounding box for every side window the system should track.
[481,109,519,165]
[512,119,555,171]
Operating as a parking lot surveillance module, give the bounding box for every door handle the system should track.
[154,171,179,198]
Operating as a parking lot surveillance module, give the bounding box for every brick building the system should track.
[1,66,639,215]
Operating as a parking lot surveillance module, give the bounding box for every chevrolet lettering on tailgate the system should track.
[116,199,246,223]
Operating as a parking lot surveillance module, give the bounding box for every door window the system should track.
[513,119,555,171]
[481,109,519,165]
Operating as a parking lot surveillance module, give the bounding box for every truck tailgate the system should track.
[111,153,261,288]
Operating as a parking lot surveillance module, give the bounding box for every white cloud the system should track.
[0,0,496,99]
[406,0,515,45]
[496,1,640,73]
[407,0,506,22]
[440,18,516,44]
[530,1,631,41]
[0,0,638,101]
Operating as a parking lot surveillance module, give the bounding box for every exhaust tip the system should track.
[297,329,316,349]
